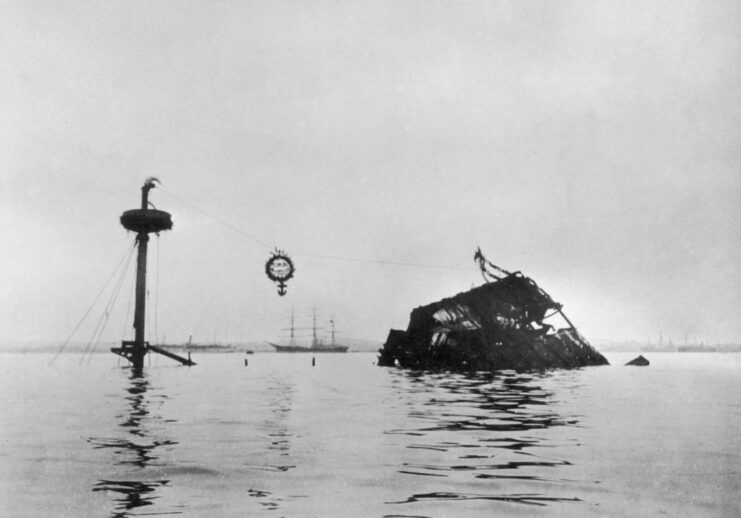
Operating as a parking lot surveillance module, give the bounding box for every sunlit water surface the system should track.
[1,352,740,517]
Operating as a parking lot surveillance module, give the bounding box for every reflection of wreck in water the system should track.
[89,372,177,517]
[378,249,609,372]
[386,369,585,508]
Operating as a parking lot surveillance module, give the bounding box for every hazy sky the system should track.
[2,0,740,347]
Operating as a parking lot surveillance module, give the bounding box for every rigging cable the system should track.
[158,187,468,272]
[81,238,136,364]
[121,264,136,341]
[146,281,151,346]
[87,244,136,362]
[154,233,161,346]
[158,188,269,248]
[294,251,466,271]
[50,240,137,366]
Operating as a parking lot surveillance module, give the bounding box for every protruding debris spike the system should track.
[148,345,196,366]
[474,247,511,282]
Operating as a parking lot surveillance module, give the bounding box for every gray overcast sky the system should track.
[1,0,739,346]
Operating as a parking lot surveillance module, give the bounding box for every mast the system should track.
[112,179,194,369]
[312,307,317,347]
[131,182,151,365]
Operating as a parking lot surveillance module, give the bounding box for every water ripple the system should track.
[92,479,175,516]
[386,369,583,510]
[387,491,582,507]
[89,371,181,517]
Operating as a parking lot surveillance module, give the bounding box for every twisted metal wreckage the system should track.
[378,249,609,371]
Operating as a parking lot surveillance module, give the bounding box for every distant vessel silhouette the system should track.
[157,334,236,353]
[677,345,716,352]
[269,309,348,353]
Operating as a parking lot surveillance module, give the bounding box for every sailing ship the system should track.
[269,309,348,353]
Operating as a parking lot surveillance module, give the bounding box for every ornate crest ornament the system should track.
[265,248,295,296]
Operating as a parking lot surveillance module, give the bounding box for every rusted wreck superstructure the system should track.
[378,249,609,372]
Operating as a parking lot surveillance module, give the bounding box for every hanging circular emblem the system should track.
[265,248,295,296]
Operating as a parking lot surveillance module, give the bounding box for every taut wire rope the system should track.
[81,238,136,364]
[50,240,137,366]
[157,187,468,272]
[121,265,136,340]
[154,233,161,346]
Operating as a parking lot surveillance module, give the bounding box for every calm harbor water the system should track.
[1,351,740,517]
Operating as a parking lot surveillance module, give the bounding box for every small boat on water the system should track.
[269,309,348,353]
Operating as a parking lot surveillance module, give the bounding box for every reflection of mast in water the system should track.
[89,371,178,517]
[258,376,295,460]
[245,376,297,513]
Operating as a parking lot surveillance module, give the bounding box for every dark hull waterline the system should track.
[269,343,348,353]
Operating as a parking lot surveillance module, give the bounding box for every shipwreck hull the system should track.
[378,272,609,372]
